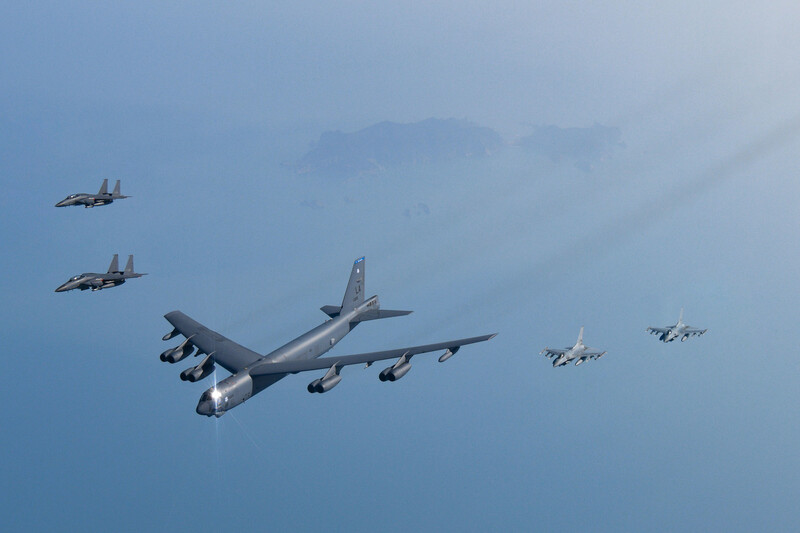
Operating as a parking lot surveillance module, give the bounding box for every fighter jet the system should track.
[55,254,146,292]
[647,308,707,343]
[540,327,606,367]
[55,179,129,208]
[160,257,497,417]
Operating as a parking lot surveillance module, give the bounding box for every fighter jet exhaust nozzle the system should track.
[313,375,342,393]
[379,362,412,382]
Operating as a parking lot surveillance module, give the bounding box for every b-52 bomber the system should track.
[55,254,146,292]
[647,308,707,343]
[160,257,497,417]
[540,327,606,367]
[55,179,128,208]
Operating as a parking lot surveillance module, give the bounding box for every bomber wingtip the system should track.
[488,333,498,340]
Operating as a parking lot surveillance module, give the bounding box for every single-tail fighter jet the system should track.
[647,308,706,342]
[160,257,497,417]
[55,179,129,207]
[540,327,606,367]
[55,254,146,292]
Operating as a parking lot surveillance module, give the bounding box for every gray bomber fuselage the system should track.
[195,296,377,416]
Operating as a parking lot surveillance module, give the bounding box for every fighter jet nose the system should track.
[55,284,68,292]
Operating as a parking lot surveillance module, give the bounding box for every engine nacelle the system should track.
[183,364,214,382]
[307,379,322,393]
[314,375,342,393]
[379,362,411,382]
[438,347,459,363]
[160,339,195,363]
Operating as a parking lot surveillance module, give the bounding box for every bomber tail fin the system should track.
[112,180,121,196]
[107,254,120,273]
[98,178,109,195]
[340,257,365,315]
[124,255,134,274]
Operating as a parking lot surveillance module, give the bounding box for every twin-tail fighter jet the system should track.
[647,308,707,342]
[55,254,146,292]
[160,257,497,417]
[540,327,606,367]
[55,179,129,208]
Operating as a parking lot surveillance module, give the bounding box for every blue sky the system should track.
[2,2,800,531]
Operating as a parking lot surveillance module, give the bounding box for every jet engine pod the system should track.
[187,363,215,382]
[387,362,411,381]
[307,379,322,393]
[161,339,195,363]
[438,346,459,363]
[314,375,342,393]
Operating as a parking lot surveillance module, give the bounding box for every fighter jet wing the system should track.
[164,311,262,374]
[584,350,607,360]
[539,347,566,358]
[683,328,707,337]
[647,327,668,335]
[248,333,496,377]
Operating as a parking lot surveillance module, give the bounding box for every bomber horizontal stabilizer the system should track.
[351,309,413,322]
[320,305,342,318]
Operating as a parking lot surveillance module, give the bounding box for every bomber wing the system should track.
[164,311,262,373]
[249,333,496,377]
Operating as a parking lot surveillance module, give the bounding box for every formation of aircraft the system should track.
[53,178,708,415]
[159,257,496,417]
[647,308,707,343]
[55,179,128,208]
[55,254,146,292]
[541,327,607,367]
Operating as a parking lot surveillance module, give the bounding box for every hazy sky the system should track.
[3,2,800,531]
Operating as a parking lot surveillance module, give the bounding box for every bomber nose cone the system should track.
[196,400,214,417]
